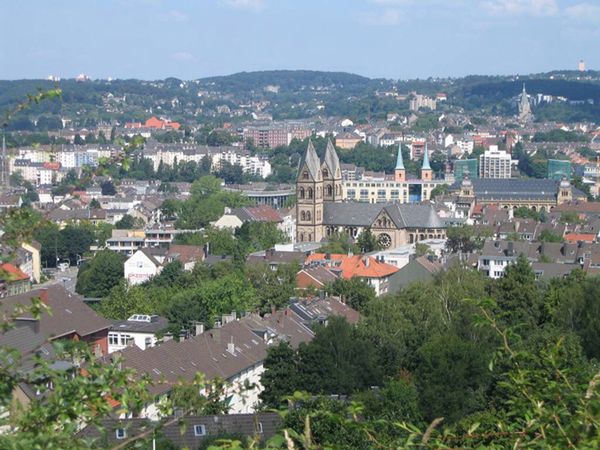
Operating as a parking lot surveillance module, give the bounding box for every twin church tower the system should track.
[296,139,436,243]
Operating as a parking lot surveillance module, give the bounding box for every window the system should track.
[299,187,305,199]
[306,211,311,221]
[136,261,143,268]
[116,428,126,440]
[307,187,313,199]
[326,184,333,196]
[144,337,152,348]
[322,169,328,178]
[108,333,119,346]
[257,422,264,434]
[347,189,355,198]
[302,171,309,180]
[194,424,206,436]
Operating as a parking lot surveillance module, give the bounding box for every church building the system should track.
[296,140,446,247]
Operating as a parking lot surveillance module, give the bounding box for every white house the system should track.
[124,249,164,285]
[108,314,169,354]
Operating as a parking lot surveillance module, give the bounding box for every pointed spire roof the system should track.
[323,138,341,176]
[422,143,431,170]
[522,83,527,94]
[395,144,405,170]
[297,139,321,181]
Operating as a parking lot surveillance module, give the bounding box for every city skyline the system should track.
[0,0,599,81]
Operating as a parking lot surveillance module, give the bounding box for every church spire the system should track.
[395,143,405,170]
[422,143,431,170]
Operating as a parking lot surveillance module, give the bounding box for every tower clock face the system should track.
[378,233,392,249]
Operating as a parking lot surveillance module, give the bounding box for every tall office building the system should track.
[479,146,512,179]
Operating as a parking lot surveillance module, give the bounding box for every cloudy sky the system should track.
[1,0,599,80]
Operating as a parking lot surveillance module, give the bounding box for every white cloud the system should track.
[165,10,188,22]
[565,3,600,22]
[482,0,559,17]
[221,0,265,11]
[171,51,195,62]
[362,8,403,25]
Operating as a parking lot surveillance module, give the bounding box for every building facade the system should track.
[296,141,446,246]
[479,146,512,179]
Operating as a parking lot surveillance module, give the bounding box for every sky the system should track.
[1,0,599,80]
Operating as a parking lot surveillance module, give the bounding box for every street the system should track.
[40,266,79,293]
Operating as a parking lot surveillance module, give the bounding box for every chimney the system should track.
[364,257,370,268]
[39,288,49,304]
[195,322,205,336]
[227,338,235,355]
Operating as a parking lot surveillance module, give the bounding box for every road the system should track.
[40,266,79,293]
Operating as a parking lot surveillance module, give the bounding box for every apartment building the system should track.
[479,146,512,179]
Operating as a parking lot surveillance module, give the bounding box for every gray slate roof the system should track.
[297,140,321,181]
[450,178,585,201]
[323,139,341,176]
[323,202,445,229]
[77,413,280,448]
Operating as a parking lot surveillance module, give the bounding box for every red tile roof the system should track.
[305,253,399,279]
[0,263,29,282]
[564,233,595,243]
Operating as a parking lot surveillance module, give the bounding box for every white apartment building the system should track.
[107,314,169,354]
[145,145,271,178]
[479,146,512,179]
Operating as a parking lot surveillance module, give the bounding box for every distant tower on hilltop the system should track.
[579,60,586,72]
[518,83,533,123]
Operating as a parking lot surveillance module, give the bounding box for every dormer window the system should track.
[302,171,309,180]
[116,428,126,440]
[322,169,328,178]
[194,424,206,436]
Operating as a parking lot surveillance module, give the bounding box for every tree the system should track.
[327,277,376,312]
[538,229,564,243]
[356,229,380,253]
[89,198,101,209]
[73,133,85,145]
[75,250,125,298]
[100,180,116,196]
[445,225,490,253]
[493,254,543,327]
[259,342,299,408]
[429,183,449,199]
[115,214,144,229]
[415,333,491,423]
[296,317,382,395]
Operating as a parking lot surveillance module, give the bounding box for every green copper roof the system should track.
[395,144,405,170]
[422,143,431,170]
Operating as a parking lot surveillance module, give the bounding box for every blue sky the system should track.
[1,0,599,80]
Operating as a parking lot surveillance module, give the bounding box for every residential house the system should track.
[388,256,442,293]
[296,266,339,290]
[108,314,169,354]
[77,413,280,448]
[304,253,399,296]
[0,285,111,356]
[0,263,31,297]
[123,248,165,285]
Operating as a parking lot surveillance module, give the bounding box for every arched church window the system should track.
[299,187,305,199]
[301,211,306,221]
[306,211,312,221]
[302,171,309,180]
[308,187,313,199]
[327,185,333,196]
[323,169,328,178]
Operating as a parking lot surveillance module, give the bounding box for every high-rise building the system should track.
[479,146,512,179]
[454,159,478,182]
[547,159,572,181]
